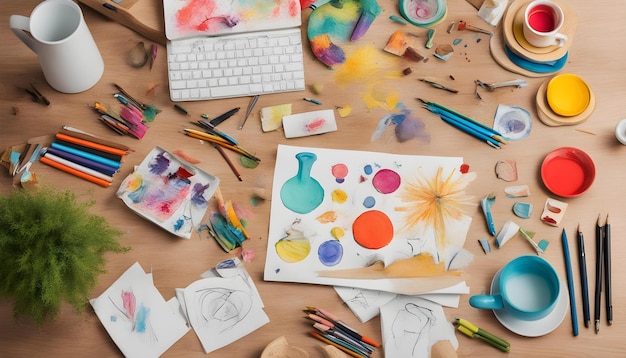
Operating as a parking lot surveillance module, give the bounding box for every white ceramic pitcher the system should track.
[10,0,104,93]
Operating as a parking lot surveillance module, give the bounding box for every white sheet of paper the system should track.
[183,276,269,354]
[264,145,472,294]
[90,262,190,358]
[201,257,265,309]
[380,296,458,358]
[334,286,397,323]
[282,110,337,138]
[335,285,464,323]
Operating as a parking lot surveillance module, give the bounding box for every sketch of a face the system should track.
[391,303,436,356]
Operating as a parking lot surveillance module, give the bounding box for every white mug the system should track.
[10,0,104,93]
[523,0,568,48]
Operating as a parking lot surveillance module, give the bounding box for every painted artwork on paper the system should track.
[117,147,219,239]
[90,262,190,358]
[163,0,302,40]
[264,145,476,293]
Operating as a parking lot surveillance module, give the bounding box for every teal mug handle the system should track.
[469,294,505,310]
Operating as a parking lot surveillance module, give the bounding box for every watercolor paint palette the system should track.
[116,147,219,239]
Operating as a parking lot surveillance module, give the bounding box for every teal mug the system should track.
[469,255,560,321]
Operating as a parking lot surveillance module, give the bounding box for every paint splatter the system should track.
[331,163,349,183]
[395,167,476,256]
[318,240,343,266]
[372,168,401,194]
[352,210,394,249]
[275,228,311,263]
[331,226,345,240]
[331,189,348,203]
[305,118,327,132]
[316,211,338,223]
[363,196,376,208]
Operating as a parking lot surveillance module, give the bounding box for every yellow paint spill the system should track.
[331,189,348,203]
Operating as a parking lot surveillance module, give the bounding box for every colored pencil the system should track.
[306,306,380,347]
[418,99,505,137]
[40,156,111,188]
[561,229,579,336]
[577,223,590,328]
[50,142,121,169]
[309,330,367,358]
[43,153,113,183]
[55,132,128,156]
[46,147,118,176]
[213,143,242,181]
[54,139,124,162]
[604,214,612,325]
[594,214,603,334]
[439,112,501,148]
[313,323,373,354]
[183,129,260,162]
[59,127,131,152]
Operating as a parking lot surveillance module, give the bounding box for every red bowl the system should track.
[541,147,595,197]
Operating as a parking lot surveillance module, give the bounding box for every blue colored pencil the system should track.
[562,228,579,336]
[439,113,501,148]
[46,147,118,176]
[50,142,121,169]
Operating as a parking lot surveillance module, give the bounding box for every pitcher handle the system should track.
[10,15,37,54]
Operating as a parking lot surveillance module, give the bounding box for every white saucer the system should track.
[490,269,568,337]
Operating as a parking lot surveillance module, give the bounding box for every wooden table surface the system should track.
[1,0,625,357]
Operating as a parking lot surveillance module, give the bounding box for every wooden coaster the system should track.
[489,26,557,78]
[502,0,577,63]
[535,79,596,127]
[77,0,166,45]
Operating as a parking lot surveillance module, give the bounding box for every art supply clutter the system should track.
[39,128,131,188]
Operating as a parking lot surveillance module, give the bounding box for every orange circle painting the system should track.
[352,210,394,249]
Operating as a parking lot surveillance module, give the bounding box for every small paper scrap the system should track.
[495,220,520,248]
[512,202,533,218]
[504,184,530,197]
[478,238,491,254]
[540,198,568,226]
[282,109,337,138]
[261,103,292,132]
[495,160,518,181]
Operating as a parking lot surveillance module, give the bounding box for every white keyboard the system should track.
[167,28,305,101]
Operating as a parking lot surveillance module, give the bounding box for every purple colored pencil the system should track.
[46,147,118,176]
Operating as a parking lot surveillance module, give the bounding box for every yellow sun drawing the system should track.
[395,167,477,257]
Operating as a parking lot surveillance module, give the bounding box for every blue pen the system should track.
[50,142,121,169]
[562,228,579,336]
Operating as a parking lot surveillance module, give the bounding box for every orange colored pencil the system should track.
[40,156,111,188]
[55,132,128,157]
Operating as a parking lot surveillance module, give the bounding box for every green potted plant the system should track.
[0,187,129,325]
